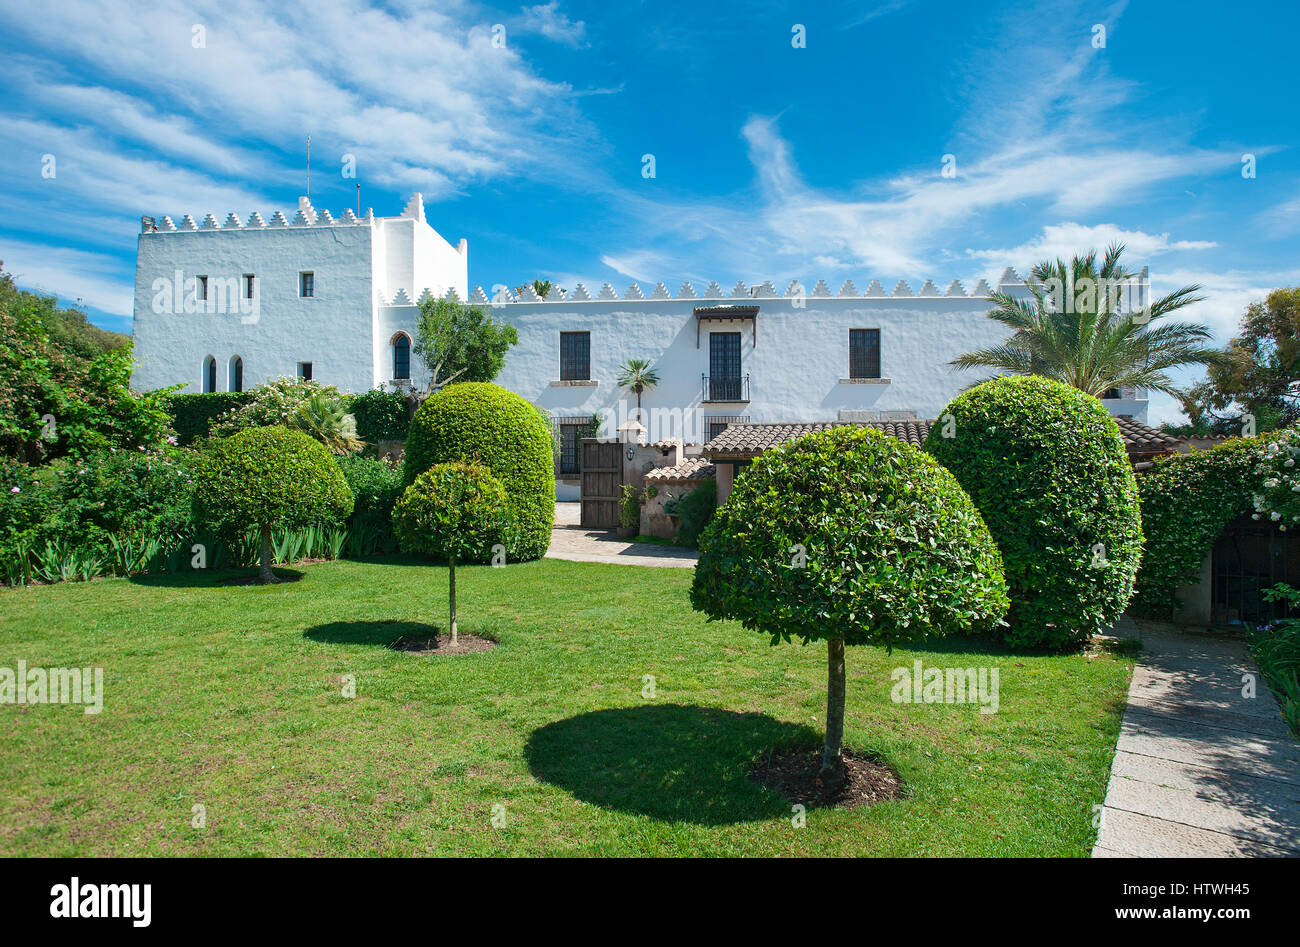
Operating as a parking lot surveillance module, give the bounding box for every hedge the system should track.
[351,389,409,444]
[165,392,253,445]
[405,383,553,561]
[926,376,1142,650]
[1131,435,1276,618]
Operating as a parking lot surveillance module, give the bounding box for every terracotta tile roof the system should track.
[1112,415,1181,454]
[702,416,1178,460]
[644,457,717,482]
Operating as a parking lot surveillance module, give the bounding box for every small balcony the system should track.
[702,373,749,403]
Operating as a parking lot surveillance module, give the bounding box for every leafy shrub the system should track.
[194,426,353,582]
[1,268,177,463]
[672,481,716,549]
[1254,584,1300,737]
[691,426,1008,777]
[393,462,510,643]
[405,382,553,561]
[290,391,362,454]
[926,376,1142,650]
[335,453,404,553]
[59,446,197,543]
[1132,435,1276,617]
[619,484,642,530]
[165,392,252,446]
[351,389,409,444]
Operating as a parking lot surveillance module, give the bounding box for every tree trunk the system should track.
[258,525,278,584]
[448,558,458,646]
[821,636,846,780]
[636,388,643,422]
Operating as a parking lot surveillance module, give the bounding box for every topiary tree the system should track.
[392,462,510,644]
[690,426,1009,780]
[925,376,1142,650]
[194,426,353,583]
[405,382,553,561]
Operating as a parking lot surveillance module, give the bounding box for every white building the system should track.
[131,193,1150,495]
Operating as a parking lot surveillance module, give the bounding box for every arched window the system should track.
[392,333,411,381]
[229,356,244,393]
[203,355,217,393]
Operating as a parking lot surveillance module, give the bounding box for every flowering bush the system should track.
[1252,428,1300,530]
[211,377,358,452]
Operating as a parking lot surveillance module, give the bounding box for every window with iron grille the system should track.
[849,328,881,378]
[708,332,742,400]
[560,331,590,380]
[299,272,314,298]
[557,419,592,476]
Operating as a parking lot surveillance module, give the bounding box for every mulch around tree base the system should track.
[750,747,905,810]
[390,633,497,656]
[219,571,304,586]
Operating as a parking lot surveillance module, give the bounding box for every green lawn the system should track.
[0,557,1133,856]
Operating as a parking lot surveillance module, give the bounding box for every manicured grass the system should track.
[0,557,1133,856]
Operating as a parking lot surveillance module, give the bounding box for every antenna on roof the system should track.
[306,134,311,200]
[356,183,361,216]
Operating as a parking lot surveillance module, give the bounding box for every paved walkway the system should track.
[1094,624,1300,857]
[545,526,699,569]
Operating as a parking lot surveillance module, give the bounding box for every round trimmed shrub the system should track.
[690,426,1008,777]
[393,462,510,643]
[925,376,1142,650]
[195,426,353,582]
[1133,435,1276,618]
[405,383,553,561]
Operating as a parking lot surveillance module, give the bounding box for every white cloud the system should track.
[965,223,1217,271]
[518,2,587,47]
[0,238,134,314]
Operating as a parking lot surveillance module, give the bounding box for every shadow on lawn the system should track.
[304,619,442,647]
[524,704,820,825]
[129,567,305,588]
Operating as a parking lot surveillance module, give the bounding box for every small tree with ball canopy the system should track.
[690,426,1009,780]
[393,462,511,644]
[194,426,353,583]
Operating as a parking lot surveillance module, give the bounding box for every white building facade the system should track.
[132,193,1150,495]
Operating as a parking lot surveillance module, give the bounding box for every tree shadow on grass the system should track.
[128,567,304,588]
[524,704,820,825]
[304,619,441,647]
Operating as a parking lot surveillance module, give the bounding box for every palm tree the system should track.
[290,392,363,454]
[616,359,660,421]
[952,244,1224,399]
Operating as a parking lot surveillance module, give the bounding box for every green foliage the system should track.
[289,391,362,455]
[691,426,1009,648]
[350,389,409,444]
[619,484,642,530]
[673,481,717,549]
[1184,288,1300,432]
[194,426,353,539]
[336,453,403,552]
[165,392,253,445]
[952,244,1218,399]
[393,461,510,563]
[1254,585,1300,737]
[59,446,196,543]
[1251,428,1300,531]
[1132,435,1276,617]
[0,266,177,463]
[211,377,350,441]
[926,376,1142,650]
[412,297,518,392]
[405,383,553,561]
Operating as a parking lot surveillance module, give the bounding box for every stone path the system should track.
[545,526,698,569]
[1094,624,1300,857]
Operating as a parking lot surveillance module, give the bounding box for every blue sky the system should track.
[1,0,1297,422]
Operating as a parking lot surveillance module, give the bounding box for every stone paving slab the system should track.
[545,526,698,569]
[1094,625,1300,858]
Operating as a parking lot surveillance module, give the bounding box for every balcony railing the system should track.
[702,373,749,403]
